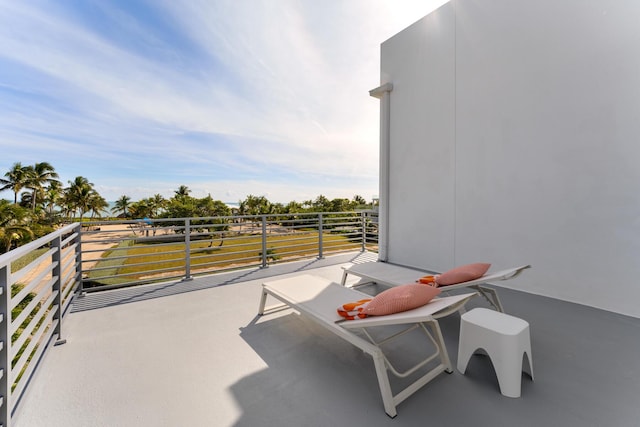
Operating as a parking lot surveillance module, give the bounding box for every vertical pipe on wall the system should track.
[369,83,393,261]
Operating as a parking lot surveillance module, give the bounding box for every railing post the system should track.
[260,216,268,268]
[361,211,367,252]
[318,213,324,259]
[52,235,66,346]
[0,264,10,427]
[183,219,193,281]
[75,224,84,295]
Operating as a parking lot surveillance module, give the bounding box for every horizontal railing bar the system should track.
[84,249,188,267]
[61,288,75,314]
[190,248,262,260]
[82,274,186,292]
[12,291,57,363]
[59,253,77,275]
[189,246,260,256]
[323,244,361,251]
[12,261,57,305]
[189,253,260,265]
[11,288,56,357]
[263,235,321,244]
[264,240,320,249]
[9,247,56,285]
[19,260,56,298]
[62,272,77,293]
[266,249,313,259]
[186,256,261,270]
[80,240,185,252]
[60,244,78,264]
[78,237,135,246]
[12,310,58,401]
[60,232,79,248]
[0,223,78,265]
[84,264,186,281]
[89,257,187,272]
[12,282,56,335]
[191,259,264,272]
[60,267,76,292]
[188,237,270,248]
[81,251,187,266]
[61,280,76,307]
[324,241,363,248]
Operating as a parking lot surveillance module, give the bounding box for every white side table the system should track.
[457,308,534,397]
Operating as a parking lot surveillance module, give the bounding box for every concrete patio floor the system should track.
[14,252,640,427]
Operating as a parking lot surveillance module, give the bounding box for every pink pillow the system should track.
[363,284,441,316]
[435,263,491,286]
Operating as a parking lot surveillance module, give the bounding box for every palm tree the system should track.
[352,195,367,206]
[284,201,303,213]
[43,181,63,224]
[64,176,96,219]
[242,195,272,215]
[129,200,153,219]
[0,162,30,204]
[174,185,191,198]
[25,162,60,211]
[0,200,33,253]
[112,195,132,218]
[87,193,109,219]
[149,194,166,217]
[312,195,331,212]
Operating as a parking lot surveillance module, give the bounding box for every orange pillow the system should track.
[435,263,491,286]
[418,275,436,285]
[363,284,441,316]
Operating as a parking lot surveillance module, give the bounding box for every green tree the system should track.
[330,198,351,212]
[129,200,153,219]
[0,200,33,253]
[87,193,109,219]
[174,185,191,200]
[112,195,132,218]
[284,201,303,213]
[241,195,272,215]
[312,195,332,212]
[302,199,314,210]
[64,176,97,219]
[352,195,367,207]
[25,162,60,211]
[0,162,30,204]
[43,180,64,225]
[148,194,167,217]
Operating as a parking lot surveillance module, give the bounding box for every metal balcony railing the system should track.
[0,223,81,426]
[0,210,378,426]
[79,211,378,292]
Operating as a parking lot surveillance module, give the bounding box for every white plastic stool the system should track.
[457,308,534,398]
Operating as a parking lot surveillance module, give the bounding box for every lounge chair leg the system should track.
[258,289,268,315]
[340,269,349,286]
[372,352,397,418]
[425,320,453,373]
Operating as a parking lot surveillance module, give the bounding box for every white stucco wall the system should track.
[379,0,640,318]
[381,4,457,271]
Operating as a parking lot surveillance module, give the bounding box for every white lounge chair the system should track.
[258,274,476,418]
[341,262,531,312]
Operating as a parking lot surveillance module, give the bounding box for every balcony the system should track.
[3,215,640,426]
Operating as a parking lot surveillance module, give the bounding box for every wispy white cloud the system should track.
[0,0,449,202]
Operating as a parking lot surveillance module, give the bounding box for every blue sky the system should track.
[0,0,448,203]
